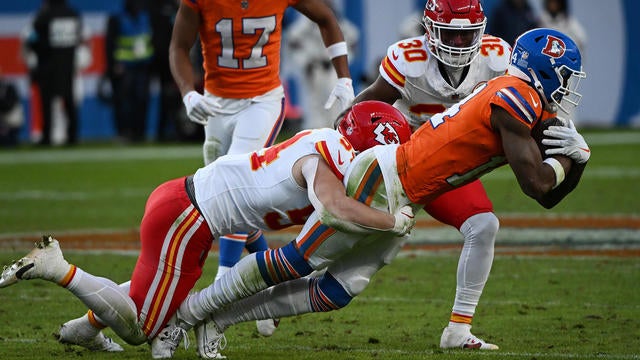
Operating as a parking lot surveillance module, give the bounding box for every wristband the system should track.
[543,157,566,188]
[326,41,348,59]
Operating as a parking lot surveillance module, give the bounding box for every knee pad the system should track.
[461,212,499,248]
[203,137,222,165]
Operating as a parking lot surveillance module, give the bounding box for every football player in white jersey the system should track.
[352,0,511,350]
[0,101,414,359]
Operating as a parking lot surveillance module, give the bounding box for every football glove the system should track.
[324,77,355,112]
[183,91,221,125]
[542,119,591,164]
[391,205,416,236]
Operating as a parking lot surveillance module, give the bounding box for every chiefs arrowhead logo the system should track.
[542,35,566,58]
[373,123,400,145]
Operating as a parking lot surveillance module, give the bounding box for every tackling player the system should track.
[0,102,412,359]
[353,0,511,349]
[169,0,355,337]
[157,28,591,358]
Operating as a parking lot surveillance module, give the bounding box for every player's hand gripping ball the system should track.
[531,116,565,158]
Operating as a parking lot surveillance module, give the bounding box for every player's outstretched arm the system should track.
[297,155,414,236]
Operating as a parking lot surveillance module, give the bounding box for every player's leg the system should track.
[55,281,131,352]
[127,177,214,358]
[423,179,499,350]
[208,232,404,340]
[212,93,286,338]
[0,236,147,345]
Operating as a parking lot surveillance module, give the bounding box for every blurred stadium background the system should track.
[0,0,638,248]
[0,0,638,145]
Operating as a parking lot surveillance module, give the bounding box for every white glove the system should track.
[542,119,591,164]
[324,77,355,112]
[391,205,416,236]
[182,91,221,125]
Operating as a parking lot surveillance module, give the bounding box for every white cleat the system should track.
[256,319,280,337]
[55,318,124,352]
[0,236,70,288]
[440,324,499,350]
[195,320,227,359]
[151,315,189,359]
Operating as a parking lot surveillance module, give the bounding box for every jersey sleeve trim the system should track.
[381,56,406,88]
[315,141,344,182]
[496,87,537,124]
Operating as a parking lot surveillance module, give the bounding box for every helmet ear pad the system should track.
[337,101,412,153]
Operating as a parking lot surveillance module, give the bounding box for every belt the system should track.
[184,175,202,214]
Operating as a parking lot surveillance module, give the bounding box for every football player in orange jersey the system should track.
[169,0,355,339]
[352,0,509,349]
[157,28,590,357]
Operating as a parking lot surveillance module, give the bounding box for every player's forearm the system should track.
[169,47,197,97]
[318,197,395,234]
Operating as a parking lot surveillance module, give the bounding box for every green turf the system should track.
[0,130,638,234]
[0,251,637,359]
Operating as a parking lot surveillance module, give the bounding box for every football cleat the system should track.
[256,318,280,337]
[151,315,189,359]
[0,236,70,288]
[440,324,499,350]
[195,320,227,359]
[55,318,124,352]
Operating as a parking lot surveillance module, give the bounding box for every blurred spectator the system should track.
[149,0,181,142]
[398,11,424,39]
[486,0,539,45]
[285,7,359,129]
[24,0,82,146]
[0,68,24,147]
[539,0,587,52]
[105,0,154,143]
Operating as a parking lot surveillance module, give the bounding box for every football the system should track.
[531,116,565,158]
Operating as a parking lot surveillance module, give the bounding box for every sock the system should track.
[63,268,146,345]
[215,234,247,281]
[451,212,497,317]
[245,230,268,253]
[214,277,315,331]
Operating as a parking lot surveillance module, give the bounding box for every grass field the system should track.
[0,129,639,359]
[0,251,638,360]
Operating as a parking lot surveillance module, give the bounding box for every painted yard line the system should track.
[0,130,636,165]
[234,343,640,359]
[0,146,202,164]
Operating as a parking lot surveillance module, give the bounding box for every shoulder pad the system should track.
[380,36,429,85]
[480,35,511,73]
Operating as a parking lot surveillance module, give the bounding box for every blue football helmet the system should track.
[507,28,586,116]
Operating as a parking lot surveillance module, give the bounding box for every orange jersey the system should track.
[184,0,299,98]
[396,75,545,204]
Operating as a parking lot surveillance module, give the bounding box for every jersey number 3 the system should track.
[216,16,276,69]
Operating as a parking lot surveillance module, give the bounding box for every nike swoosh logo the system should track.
[392,51,399,61]
[337,151,345,165]
[580,147,590,153]
[530,93,539,108]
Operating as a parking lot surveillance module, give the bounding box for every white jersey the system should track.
[193,128,355,237]
[379,34,511,128]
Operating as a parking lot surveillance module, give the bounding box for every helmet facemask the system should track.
[550,63,586,116]
[424,17,486,67]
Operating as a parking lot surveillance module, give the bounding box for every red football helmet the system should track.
[337,101,412,153]
[423,0,486,67]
